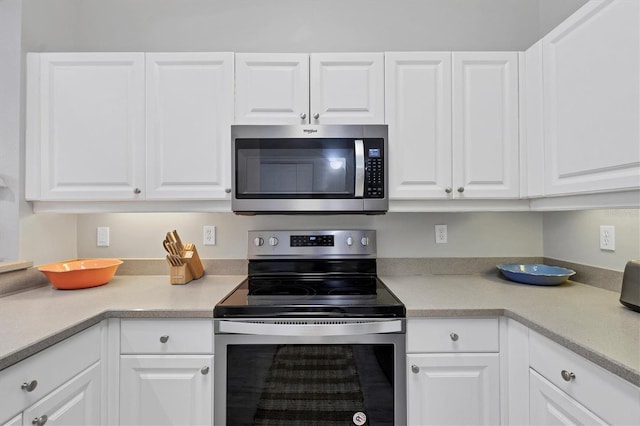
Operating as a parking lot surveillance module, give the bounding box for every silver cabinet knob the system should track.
[561,370,576,382]
[201,366,210,375]
[457,187,465,193]
[133,188,142,194]
[411,365,420,374]
[160,335,169,343]
[225,188,231,194]
[450,332,459,341]
[313,112,320,120]
[300,112,307,120]
[32,415,47,426]
[21,380,38,392]
[445,187,452,194]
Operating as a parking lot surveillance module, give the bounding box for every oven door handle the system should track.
[217,319,403,336]
[354,139,365,198]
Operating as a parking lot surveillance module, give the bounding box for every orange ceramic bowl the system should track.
[38,258,123,290]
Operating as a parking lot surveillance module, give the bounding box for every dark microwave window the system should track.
[235,139,356,199]
[226,344,395,425]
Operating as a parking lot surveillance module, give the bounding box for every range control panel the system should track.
[248,230,376,259]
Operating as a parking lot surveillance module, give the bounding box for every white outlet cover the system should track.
[203,225,216,246]
[599,225,615,251]
[435,224,448,244]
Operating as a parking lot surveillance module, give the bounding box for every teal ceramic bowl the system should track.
[496,264,576,286]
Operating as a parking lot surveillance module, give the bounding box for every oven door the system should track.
[214,319,406,426]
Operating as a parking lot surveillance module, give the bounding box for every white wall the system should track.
[544,209,640,271]
[75,212,543,261]
[20,0,587,53]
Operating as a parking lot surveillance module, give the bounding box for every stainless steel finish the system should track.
[445,187,452,194]
[561,370,576,381]
[214,318,406,426]
[247,230,376,259]
[354,139,365,198]
[218,319,403,336]
[21,380,37,392]
[620,260,640,312]
[159,335,169,343]
[201,366,210,375]
[253,237,264,247]
[457,187,465,193]
[313,112,320,119]
[32,415,47,426]
[231,124,388,214]
[450,332,459,341]
[300,112,307,120]
[133,188,141,194]
[411,365,420,374]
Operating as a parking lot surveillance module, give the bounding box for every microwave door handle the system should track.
[355,139,365,198]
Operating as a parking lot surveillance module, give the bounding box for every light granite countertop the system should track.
[0,273,638,387]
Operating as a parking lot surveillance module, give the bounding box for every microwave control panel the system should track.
[364,139,385,198]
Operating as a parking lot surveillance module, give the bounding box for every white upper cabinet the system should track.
[385,52,453,199]
[542,0,640,196]
[235,52,384,125]
[386,51,520,201]
[234,53,309,124]
[25,53,146,201]
[310,53,384,124]
[146,52,234,200]
[452,52,520,199]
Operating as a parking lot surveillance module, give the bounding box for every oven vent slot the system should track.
[312,320,369,325]
[273,320,308,325]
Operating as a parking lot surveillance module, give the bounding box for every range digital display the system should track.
[290,235,335,247]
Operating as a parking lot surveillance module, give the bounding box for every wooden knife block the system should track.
[169,243,204,285]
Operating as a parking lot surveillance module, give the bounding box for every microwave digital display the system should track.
[368,148,381,158]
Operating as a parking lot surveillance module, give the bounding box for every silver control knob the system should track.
[253,237,264,247]
[160,335,169,343]
[21,380,38,392]
[411,365,420,374]
[32,415,47,426]
[268,237,279,247]
[361,237,370,246]
[300,112,307,120]
[313,112,320,120]
[346,236,354,246]
[561,370,576,382]
[450,332,459,342]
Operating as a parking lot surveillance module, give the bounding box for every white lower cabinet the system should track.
[119,355,213,426]
[406,318,501,426]
[118,319,214,426]
[530,368,606,425]
[22,362,102,426]
[407,353,500,425]
[0,323,105,426]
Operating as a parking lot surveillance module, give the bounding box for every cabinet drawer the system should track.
[0,324,102,421]
[120,319,213,354]
[407,317,499,353]
[529,331,640,425]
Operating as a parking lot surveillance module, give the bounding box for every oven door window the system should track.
[226,344,394,425]
[235,139,355,198]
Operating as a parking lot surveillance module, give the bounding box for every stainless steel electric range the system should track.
[214,230,406,426]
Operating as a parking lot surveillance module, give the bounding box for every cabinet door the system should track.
[407,353,500,426]
[235,53,309,124]
[1,414,21,426]
[22,362,102,426]
[25,53,145,201]
[119,355,213,426]
[452,52,519,198]
[146,53,234,199]
[385,52,452,199]
[530,369,606,425]
[542,0,640,195]
[310,53,384,124]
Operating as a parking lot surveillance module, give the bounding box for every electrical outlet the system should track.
[203,225,216,246]
[97,226,110,247]
[435,224,448,244]
[599,225,615,251]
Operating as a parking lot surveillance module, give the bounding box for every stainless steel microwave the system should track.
[231,124,388,214]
